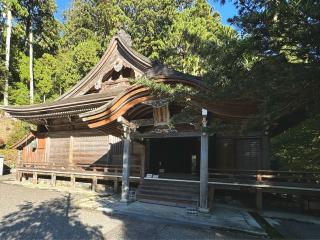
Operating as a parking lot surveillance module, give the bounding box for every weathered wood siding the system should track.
[20,130,144,168]
[20,137,46,165]
[72,133,110,165]
[210,135,267,170]
[36,136,46,163]
[47,134,70,165]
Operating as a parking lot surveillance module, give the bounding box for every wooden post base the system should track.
[114,179,119,193]
[256,188,263,211]
[92,176,97,191]
[32,172,38,184]
[71,175,76,188]
[51,173,56,186]
[208,187,215,210]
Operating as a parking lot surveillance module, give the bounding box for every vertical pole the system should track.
[92,176,97,191]
[114,178,119,193]
[16,151,22,181]
[145,139,150,174]
[199,108,209,212]
[4,8,12,106]
[199,132,209,212]
[69,135,74,169]
[51,173,56,186]
[256,188,263,211]
[71,174,76,188]
[29,30,34,104]
[208,186,215,210]
[121,125,131,202]
[18,150,22,167]
[32,172,37,184]
[262,135,270,169]
[140,145,145,184]
[0,156,4,176]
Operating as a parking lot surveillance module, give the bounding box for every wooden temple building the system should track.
[5,31,315,212]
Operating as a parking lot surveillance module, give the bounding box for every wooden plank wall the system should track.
[44,130,118,166]
[73,133,110,165]
[20,130,144,168]
[211,136,266,170]
[21,137,46,164]
[47,134,70,166]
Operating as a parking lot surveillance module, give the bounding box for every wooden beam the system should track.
[117,116,130,126]
[132,131,201,139]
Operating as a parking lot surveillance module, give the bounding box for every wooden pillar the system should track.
[121,125,131,202]
[145,139,150,174]
[32,172,38,184]
[114,178,119,193]
[199,108,209,212]
[256,188,263,211]
[16,171,22,182]
[71,174,76,188]
[262,135,270,169]
[69,135,74,168]
[140,147,145,184]
[92,176,97,192]
[45,136,51,163]
[208,186,215,210]
[17,150,22,167]
[51,173,56,186]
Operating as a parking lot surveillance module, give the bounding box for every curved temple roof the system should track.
[2,31,257,128]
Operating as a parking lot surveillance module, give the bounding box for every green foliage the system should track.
[34,53,57,101]
[72,39,101,76]
[0,0,319,171]
[213,0,320,131]
[9,82,29,105]
[6,119,30,147]
[16,52,29,83]
[162,0,237,75]
[0,149,18,167]
[132,77,197,101]
[16,0,59,54]
[271,114,320,171]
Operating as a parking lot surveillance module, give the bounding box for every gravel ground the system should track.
[0,181,259,240]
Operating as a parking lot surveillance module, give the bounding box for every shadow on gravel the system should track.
[0,194,103,240]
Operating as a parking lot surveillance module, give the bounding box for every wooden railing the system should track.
[208,168,320,189]
[17,162,141,177]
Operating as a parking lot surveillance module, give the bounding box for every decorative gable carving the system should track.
[85,65,136,95]
[58,32,152,100]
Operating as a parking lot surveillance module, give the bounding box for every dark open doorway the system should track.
[148,137,200,175]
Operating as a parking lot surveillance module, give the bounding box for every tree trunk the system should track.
[4,8,12,106]
[29,30,34,104]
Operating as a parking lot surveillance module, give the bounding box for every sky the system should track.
[55,0,237,26]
